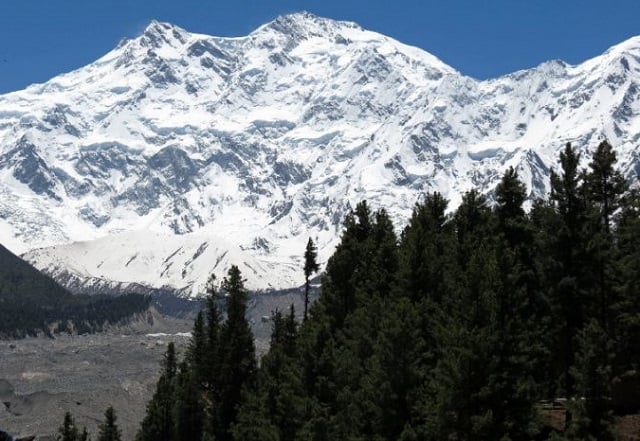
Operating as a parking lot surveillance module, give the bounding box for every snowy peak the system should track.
[141,20,186,41]
[1,16,640,296]
[602,35,640,59]
[257,11,361,41]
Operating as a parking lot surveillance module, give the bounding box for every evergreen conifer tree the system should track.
[396,192,450,304]
[203,283,222,440]
[97,407,121,441]
[58,411,78,441]
[566,320,615,441]
[584,140,627,332]
[234,307,306,441]
[303,238,320,320]
[136,343,178,441]
[215,265,256,441]
[486,167,542,439]
[174,359,204,441]
[319,201,375,329]
[613,190,640,371]
[586,140,627,234]
[547,142,589,406]
[188,311,207,385]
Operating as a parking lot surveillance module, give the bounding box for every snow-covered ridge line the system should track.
[0,13,638,296]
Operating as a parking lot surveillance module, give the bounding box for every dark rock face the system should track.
[0,139,60,201]
[148,146,199,190]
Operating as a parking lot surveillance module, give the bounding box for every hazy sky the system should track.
[1,0,639,93]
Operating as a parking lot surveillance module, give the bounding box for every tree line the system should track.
[57,407,121,441]
[64,139,640,440]
[0,243,151,338]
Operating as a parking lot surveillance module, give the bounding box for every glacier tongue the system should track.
[0,13,639,296]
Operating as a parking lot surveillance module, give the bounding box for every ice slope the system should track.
[0,13,638,296]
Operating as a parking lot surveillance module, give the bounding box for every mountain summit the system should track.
[0,14,639,295]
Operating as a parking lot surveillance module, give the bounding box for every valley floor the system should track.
[0,289,311,440]
[0,318,191,441]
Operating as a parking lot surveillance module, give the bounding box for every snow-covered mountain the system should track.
[1,12,639,296]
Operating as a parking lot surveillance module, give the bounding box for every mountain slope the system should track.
[0,13,639,295]
[0,243,150,337]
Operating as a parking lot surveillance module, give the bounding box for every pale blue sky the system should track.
[1,0,639,93]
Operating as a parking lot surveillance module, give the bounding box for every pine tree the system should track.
[58,411,78,441]
[452,190,493,271]
[360,297,423,440]
[319,200,375,328]
[566,320,615,441]
[234,307,306,441]
[396,192,450,303]
[216,265,257,441]
[136,343,178,441]
[488,167,542,439]
[547,143,589,405]
[174,360,204,441]
[586,140,627,234]
[188,311,207,385]
[231,392,279,441]
[97,407,121,441]
[495,166,528,249]
[367,208,399,297]
[303,238,320,321]
[203,283,222,440]
[613,190,640,372]
[585,140,627,332]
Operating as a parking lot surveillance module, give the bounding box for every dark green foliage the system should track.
[187,311,207,384]
[57,412,89,441]
[174,312,207,441]
[131,138,637,441]
[136,343,178,441]
[234,307,306,441]
[397,192,450,304]
[174,359,204,441]
[319,200,375,329]
[97,407,121,441]
[495,166,529,249]
[0,243,150,338]
[360,298,423,440]
[58,411,79,441]
[586,140,627,234]
[566,320,616,441]
[546,143,590,400]
[136,265,258,441]
[216,265,257,441]
[583,141,627,334]
[304,237,320,320]
[613,191,640,371]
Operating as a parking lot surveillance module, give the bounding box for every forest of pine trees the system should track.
[66,140,640,440]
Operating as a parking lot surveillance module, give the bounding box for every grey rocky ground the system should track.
[0,289,314,441]
[0,310,192,441]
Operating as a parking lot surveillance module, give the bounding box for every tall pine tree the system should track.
[97,407,121,441]
[215,265,256,441]
[303,238,320,321]
[136,343,178,441]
